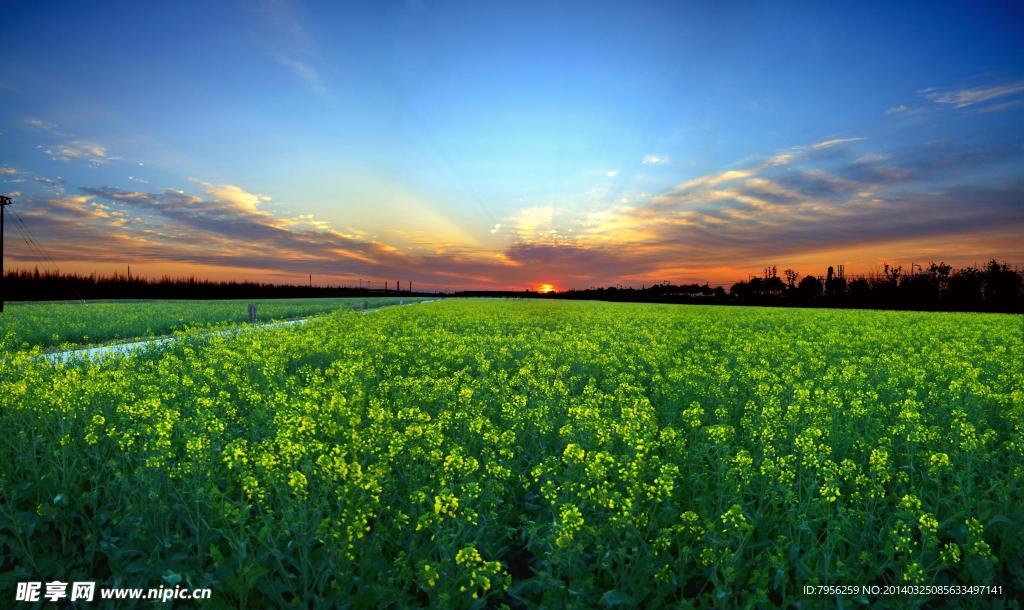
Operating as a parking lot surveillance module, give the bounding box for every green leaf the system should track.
[601,589,635,607]
[162,569,183,586]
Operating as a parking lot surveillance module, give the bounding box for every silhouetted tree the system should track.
[983,259,1022,308]
[848,278,871,303]
[900,271,937,306]
[762,276,786,297]
[948,266,983,309]
[797,275,823,302]
[730,280,752,300]
[927,262,952,292]
[883,264,902,284]
[784,268,798,290]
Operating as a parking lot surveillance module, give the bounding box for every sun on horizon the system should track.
[537,283,556,293]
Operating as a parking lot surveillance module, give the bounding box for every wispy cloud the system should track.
[24,118,57,130]
[979,99,1024,113]
[920,82,1024,109]
[886,105,909,115]
[256,0,315,54]
[642,154,668,165]
[673,169,753,192]
[39,141,119,165]
[811,137,865,150]
[274,54,327,96]
[33,175,66,190]
[73,182,396,268]
[255,0,328,96]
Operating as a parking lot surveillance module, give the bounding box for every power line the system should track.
[13,214,64,275]
[11,219,57,272]
[11,211,87,304]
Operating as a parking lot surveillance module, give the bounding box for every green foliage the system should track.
[0,297,427,350]
[1,300,1021,608]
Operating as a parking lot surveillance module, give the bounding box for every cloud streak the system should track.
[274,54,327,96]
[256,0,328,96]
[812,137,865,150]
[921,82,1024,109]
[25,118,57,130]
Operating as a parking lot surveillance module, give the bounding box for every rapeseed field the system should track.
[1,300,1020,608]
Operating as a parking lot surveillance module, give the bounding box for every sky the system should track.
[1,0,1023,291]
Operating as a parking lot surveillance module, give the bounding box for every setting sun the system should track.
[537,283,556,293]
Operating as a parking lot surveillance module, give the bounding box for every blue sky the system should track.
[2,0,1023,289]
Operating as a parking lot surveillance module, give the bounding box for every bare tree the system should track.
[784,268,798,290]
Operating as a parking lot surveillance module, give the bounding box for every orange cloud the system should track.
[9,131,1024,292]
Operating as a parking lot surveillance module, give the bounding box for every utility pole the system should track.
[0,196,11,313]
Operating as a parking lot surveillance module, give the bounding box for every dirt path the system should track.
[43,299,440,365]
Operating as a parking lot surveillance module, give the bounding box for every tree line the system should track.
[535,260,1022,313]
[4,260,1022,313]
[727,260,1022,312]
[1,269,424,301]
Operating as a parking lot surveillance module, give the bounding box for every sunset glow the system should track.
[1,2,1022,290]
[537,284,556,294]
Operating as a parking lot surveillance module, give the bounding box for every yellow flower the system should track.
[433,491,459,518]
[940,543,961,565]
[420,562,440,588]
[562,443,586,462]
[902,562,925,583]
[819,483,841,503]
[918,513,938,535]
[899,494,922,511]
[720,504,750,533]
[288,470,308,497]
[555,504,585,548]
